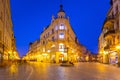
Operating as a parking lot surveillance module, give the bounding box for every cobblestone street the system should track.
[0,62,120,80]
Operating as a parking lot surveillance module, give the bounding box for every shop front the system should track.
[109,51,118,64]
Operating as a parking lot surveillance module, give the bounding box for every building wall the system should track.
[24,5,84,63]
[0,0,19,60]
[24,40,41,61]
[98,0,120,64]
[39,10,79,63]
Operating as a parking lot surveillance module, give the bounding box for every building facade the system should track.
[23,40,41,61]
[0,0,19,61]
[24,5,86,63]
[98,0,120,64]
[40,5,81,63]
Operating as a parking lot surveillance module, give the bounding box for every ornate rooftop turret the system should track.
[57,4,66,18]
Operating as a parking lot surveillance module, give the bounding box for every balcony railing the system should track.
[104,29,115,37]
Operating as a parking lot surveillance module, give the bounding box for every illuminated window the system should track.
[55,25,58,30]
[59,43,64,52]
[59,32,64,39]
[59,24,65,30]
[43,48,45,52]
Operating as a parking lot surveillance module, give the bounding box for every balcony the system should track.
[104,29,115,37]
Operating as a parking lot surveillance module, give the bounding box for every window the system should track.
[59,24,65,30]
[48,32,49,36]
[49,30,52,34]
[52,36,55,41]
[44,35,45,39]
[52,29,54,34]
[0,12,1,19]
[116,5,118,13]
[68,29,69,34]
[43,41,45,45]
[43,48,45,52]
[117,36,119,40]
[68,37,70,42]
[59,43,64,52]
[59,32,64,39]
[0,31,1,41]
[118,36,120,43]
[116,20,119,30]
[0,12,3,21]
[55,25,58,30]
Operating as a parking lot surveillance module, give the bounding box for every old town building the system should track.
[23,40,41,61]
[98,0,120,64]
[24,5,86,63]
[0,0,19,61]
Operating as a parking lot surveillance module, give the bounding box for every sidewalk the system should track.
[97,62,120,68]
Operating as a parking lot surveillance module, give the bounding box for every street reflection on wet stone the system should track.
[0,62,120,80]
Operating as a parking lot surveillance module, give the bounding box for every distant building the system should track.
[98,0,120,64]
[0,0,19,61]
[25,4,87,63]
[23,40,41,61]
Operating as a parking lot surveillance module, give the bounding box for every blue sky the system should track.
[10,0,110,57]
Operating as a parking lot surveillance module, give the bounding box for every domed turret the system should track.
[57,4,66,18]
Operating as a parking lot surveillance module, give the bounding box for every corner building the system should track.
[98,0,120,64]
[40,5,80,63]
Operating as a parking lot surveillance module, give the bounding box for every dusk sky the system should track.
[10,0,110,57]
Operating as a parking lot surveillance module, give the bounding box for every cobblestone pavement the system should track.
[0,62,120,80]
